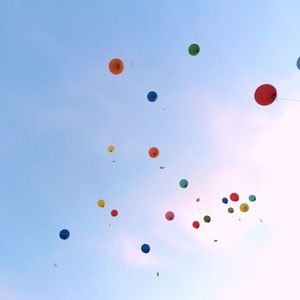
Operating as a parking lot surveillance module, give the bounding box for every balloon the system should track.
[222,197,228,204]
[109,58,124,75]
[297,57,300,70]
[203,215,211,223]
[59,229,70,240]
[228,207,234,214]
[254,84,277,106]
[240,203,249,212]
[147,91,158,102]
[230,193,239,202]
[141,243,150,253]
[248,194,256,202]
[97,199,105,208]
[179,179,188,188]
[188,44,200,56]
[192,221,200,229]
[165,211,175,221]
[107,145,115,153]
[148,147,159,158]
[111,209,118,217]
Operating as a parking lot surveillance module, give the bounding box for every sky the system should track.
[1,0,300,299]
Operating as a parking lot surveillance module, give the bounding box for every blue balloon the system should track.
[141,243,150,253]
[147,91,158,102]
[59,229,70,240]
[222,197,228,204]
[297,57,300,70]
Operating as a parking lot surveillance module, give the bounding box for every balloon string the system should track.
[278,97,300,102]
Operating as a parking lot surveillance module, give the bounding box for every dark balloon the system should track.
[141,243,150,253]
[147,91,158,102]
[59,229,70,240]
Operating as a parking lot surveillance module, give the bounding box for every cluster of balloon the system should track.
[179,179,188,188]
[188,43,200,56]
[109,58,124,75]
[147,91,158,102]
[254,84,277,106]
[165,211,175,221]
[141,243,150,254]
[148,147,159,158]
[59,229,70,240]
[223,193,257,214]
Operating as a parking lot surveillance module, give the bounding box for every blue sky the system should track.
[1,1,300,299]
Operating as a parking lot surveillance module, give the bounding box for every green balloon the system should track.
[248,195,256,202]
[228,207,234,214]
[188,44,200,56]
[204,215,211,223]
[179,179,188,188]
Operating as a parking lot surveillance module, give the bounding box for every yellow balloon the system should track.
[97,199,105,208]
[107,145,115,153]
[239,203,249,212]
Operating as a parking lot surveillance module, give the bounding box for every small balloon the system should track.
[230,193,239,202]
[297,57,300,70]
[222,197,228,204]
[107,145,115,153]
[179,179,188,188]
[254,84,277,106]
[141,243,150,253]
[248,195,256,202]
[188,44,200,56]
[97,199,105,208]
[147,91,158,102]
[204,215,211,223]
[228,207,234,214]
[111,209,118,217]
[59,229,70,240]
[165,211,175,221]
[108,58,124,75]
[148,147,160,158]
[240,203,249,212]
[192,221,200,229]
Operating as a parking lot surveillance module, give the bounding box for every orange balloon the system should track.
[108,58,124,75]
[148,147,159,158]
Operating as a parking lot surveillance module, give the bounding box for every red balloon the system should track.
[111,209,118,217]
[230,193,239,202]
[254,84,277,106]
[165,211,175,221]
[192,221,200,229]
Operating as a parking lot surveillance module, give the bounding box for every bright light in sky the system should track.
[1,1,300,299]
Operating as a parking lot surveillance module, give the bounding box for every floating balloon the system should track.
[165,211,175,221]
[141,243,150,253]
[97,199,105,208]
[107,145,115,153]
[188,44,200,56]
[179,179,188,188]
[108,58,124,75]
[297,57,300,70]
[148,147,159,158]
[254,84,277,106]
[111,209,118,217]
[228,207,234,214]
[192,221,200,229]
[230,193,239,202]
[204,215,211,223]
[59,229,70,240]
[222,197,228,204]
[248,195,256,202]
[240,203,249,212]
[147,91,158,102]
